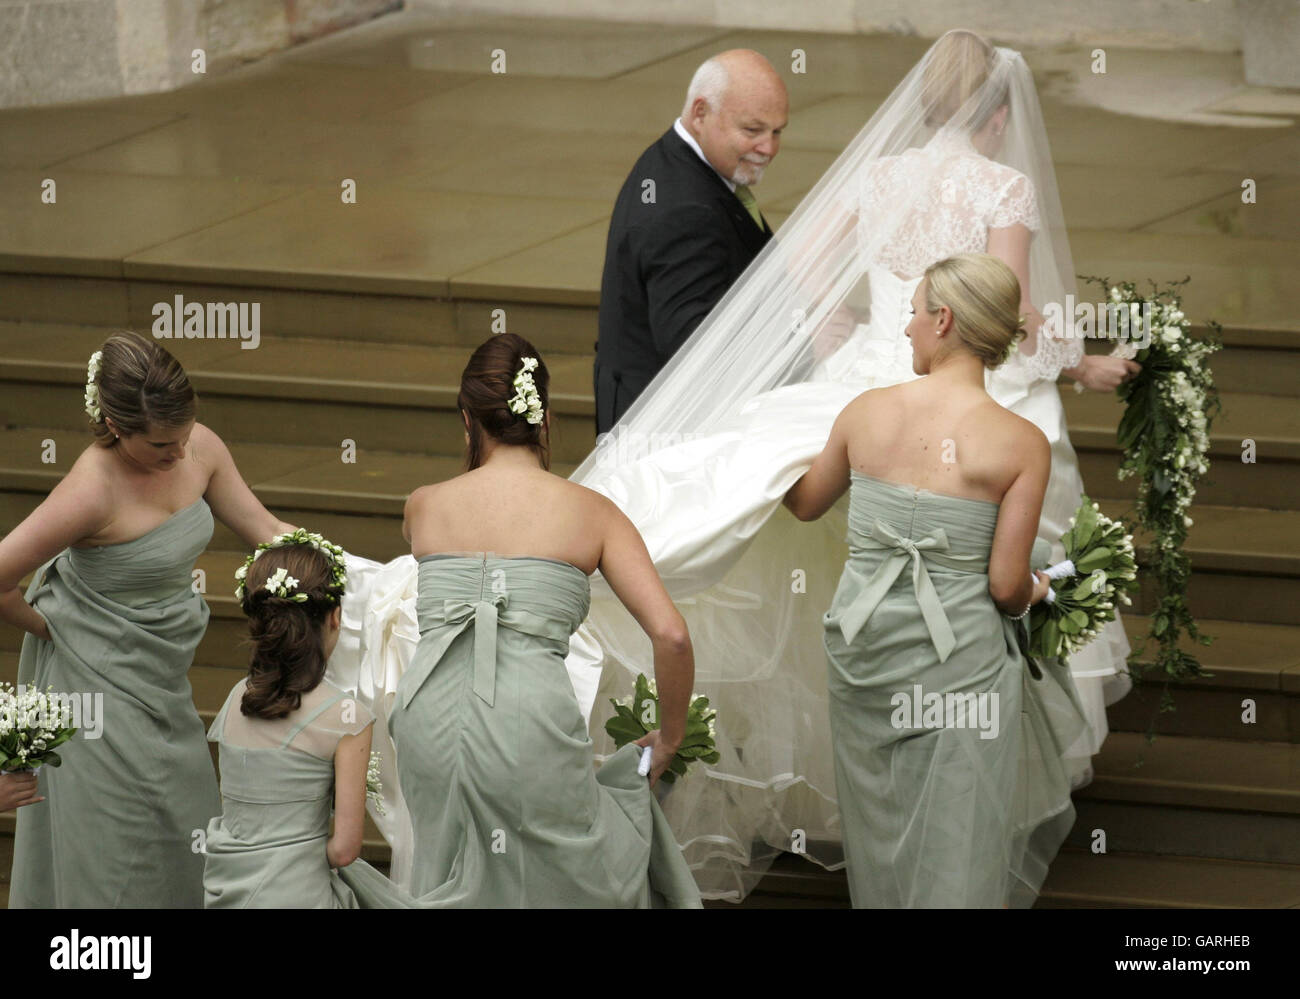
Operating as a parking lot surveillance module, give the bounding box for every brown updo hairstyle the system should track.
[920,29,1008,130]
[922,252,1026,369]
[457,332,551,472]
[88,331,196,446]
[238,544,340,720]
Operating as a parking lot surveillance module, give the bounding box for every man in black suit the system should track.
[594,50,788,435]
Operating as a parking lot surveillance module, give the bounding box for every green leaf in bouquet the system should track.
[1074,547,1113,575]
[700,751,721,765]
[44,729,76,752]
[42,751,62,768]
[631,693,658,729]
[1116,396,1149,450]
[1074,497,1097,533]
[1042,618,1061,659]
[610,699,637,719]
[604,714,646,748]
[677,743,714,759]
[607,700,642,731]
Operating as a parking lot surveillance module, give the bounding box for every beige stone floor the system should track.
[0,7,1296,328]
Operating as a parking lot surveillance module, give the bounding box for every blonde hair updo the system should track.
[922,252,1025,369]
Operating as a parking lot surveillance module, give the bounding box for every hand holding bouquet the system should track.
[0,682,78,773]
[1029,497,1139,662]
[604,674,719,784]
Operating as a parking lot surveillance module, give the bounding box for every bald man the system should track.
[594,49,788,435]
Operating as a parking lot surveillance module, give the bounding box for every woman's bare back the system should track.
[845,379,1041,505]
[406,465,608,575]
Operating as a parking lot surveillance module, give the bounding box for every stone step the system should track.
[1036,846,1300,908]
[0,277,599,352]
[1080,731,1300,822]
[1065,388,1300,512]
[0,326,598,466]
[1113,617,1300,743]
[1066,797,1300,867]
[710,845,1300,908]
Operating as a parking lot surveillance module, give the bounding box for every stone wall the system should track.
[1,0,402,109]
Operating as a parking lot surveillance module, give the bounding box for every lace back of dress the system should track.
[220,679,374,760]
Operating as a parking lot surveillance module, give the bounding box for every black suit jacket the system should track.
[594,126,772,435]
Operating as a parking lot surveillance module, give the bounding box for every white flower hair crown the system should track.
[84,350,103,422]
[507,356,544,426]
[234,529,347,606]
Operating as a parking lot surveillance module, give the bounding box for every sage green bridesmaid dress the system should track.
[203,678,376,908]
[10,498,222,908]
[337,554,702,908]
[822,473,1085,908]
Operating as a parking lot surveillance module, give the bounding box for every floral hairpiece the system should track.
[84,350,103,422]
[234,529,347,605]
[507,356,544,426]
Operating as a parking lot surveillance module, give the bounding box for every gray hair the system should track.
[682,56,730,117]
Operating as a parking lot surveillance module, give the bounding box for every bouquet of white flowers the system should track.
[1082,274,1220,683]
[1029,497,1140,663]
[0,682,78,773]
[604,674,718,784]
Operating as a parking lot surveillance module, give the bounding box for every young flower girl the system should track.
[203,531,376,908]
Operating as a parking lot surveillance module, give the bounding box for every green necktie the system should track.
[734,184,765,230]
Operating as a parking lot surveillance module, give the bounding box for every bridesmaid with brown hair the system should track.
[0,331,296,907]
[339,332,702,907]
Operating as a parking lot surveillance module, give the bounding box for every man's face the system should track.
[689,85,787,187]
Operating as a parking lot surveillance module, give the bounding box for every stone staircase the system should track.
[1,11,1298,908]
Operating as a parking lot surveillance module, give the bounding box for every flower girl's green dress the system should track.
[823,473,1085,908]
[337,554,702,908]
[203,677,375,908]
[10,498,221,907]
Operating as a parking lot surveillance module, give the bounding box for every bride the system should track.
[330,28,1135,901]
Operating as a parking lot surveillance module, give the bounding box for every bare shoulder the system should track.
[567,479,620,522]
[842,385,897,420]
[64,442,116,503]
[190,421,229,466]
[995,404,1050,459]
[404,479,445,514]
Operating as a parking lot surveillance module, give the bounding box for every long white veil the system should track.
[566,30,1087,900]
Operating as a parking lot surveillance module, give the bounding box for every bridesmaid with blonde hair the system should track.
[0,331,296,907]
[786,253,1085,907]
